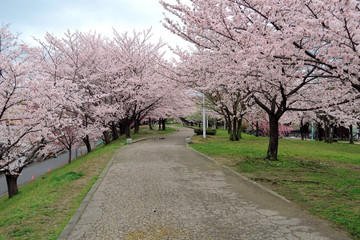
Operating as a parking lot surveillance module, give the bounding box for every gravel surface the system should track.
[60,127,350,240]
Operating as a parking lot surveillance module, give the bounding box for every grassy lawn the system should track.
[189,129,360,239]
[133,125,176,138]
[0,126,175,240]
[169,123,184,127]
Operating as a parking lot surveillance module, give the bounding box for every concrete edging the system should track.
[185,140,291,204]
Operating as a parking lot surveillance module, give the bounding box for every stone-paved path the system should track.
[59,127,350,240]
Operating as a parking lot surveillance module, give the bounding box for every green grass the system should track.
[51,171,85,185]
[0,125,175,240]
[169,123,184,127]
[129,126,176,139]
[155,127,177,135]
[190,129,360,239]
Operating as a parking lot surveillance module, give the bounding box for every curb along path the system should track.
[59,127,350,240]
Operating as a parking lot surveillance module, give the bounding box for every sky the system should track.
[0,0,189,55]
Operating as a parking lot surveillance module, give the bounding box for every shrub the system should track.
[194,128,217,135]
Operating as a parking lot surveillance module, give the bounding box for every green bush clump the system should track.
[194,128,217,135]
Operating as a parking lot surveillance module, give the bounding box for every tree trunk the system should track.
[300,119,305,140]
[316,122,322,141]
[149,117,153,130]
[121,118,131,138]
[111,121,119,141]
[6,174,19,198]
[134,120,140,134]
[82,134,92,153]
[124,120,131,138]
[324,120,333,143]
[68,147,72,164]
[267,114,279,161]
[349,125,354,144]
[237,117,243,139]
[162,118,166,130]
[255,121,259,137]
[324,121,329,143]
[159,118,161,130]
[118,122,123,136]
[227,117,231,134]
[229,116,242,141]
[230,117,236,141]
[103,130,111,145]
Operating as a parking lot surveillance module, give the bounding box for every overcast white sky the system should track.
[0,0,189,54]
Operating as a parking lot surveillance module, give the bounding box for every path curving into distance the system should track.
[59,127,350,240]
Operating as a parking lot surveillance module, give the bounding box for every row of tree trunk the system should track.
[159,118,166,131]
[228,116,243,141]
[102,117,168,146]
[102,119,133,146]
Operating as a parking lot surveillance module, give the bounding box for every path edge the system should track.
[185,141,291,204]
[57,149,121,240]
[57,129,178,239]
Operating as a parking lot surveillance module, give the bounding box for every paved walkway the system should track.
[59,127,350,240]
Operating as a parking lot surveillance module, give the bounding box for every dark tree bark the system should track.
[162,118,166,130]
[68,146,72,164]
[149,117,153,130]
[6,174,19,198]
[330,125,335,143]
[121,118,131,138]
[159,118,162,130]
[267,114,279,161]
[230,117,238,141]
[229,116,243,141]
[324,119,333,143]
[125,125,131,138]
[349,125,354,144]
[134,120,140,134]
[103,130,111,145]
[226,116,232,134]
[118,121,124,136]
[237,117,243,139]
[111,121,119,141]
[255,121,259,137]
[324,120,329,142]
[82,134,92,153]
[300,119,305,140]
[316,122,323,141]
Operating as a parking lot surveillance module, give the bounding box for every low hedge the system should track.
[194,128,217,135]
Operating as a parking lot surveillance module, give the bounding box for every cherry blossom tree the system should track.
[36,31,105,154]
[172,48,252,140]
[161,0,359,160]
[0,24,52,197]
[106,29,183,137]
